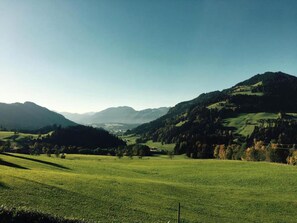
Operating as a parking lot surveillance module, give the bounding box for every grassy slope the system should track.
[0,131,43,141]
[121,134,175,151]
[121,134,139,145]
[143,140,175,151]
[223,113,278,136]
[1,154,297,222]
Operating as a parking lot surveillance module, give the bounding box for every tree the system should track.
[54,145,60,157]
[168,151,174,159]
[218,145,226,159]
[116,148,123,159]
[31,142,41,155]
[225,145,233,160]
[60,153,66,159]
[1,141,11,152]
[214,145,220,159]
[125,147,133,159]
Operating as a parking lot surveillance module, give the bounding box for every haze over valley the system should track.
[61,106,169,132]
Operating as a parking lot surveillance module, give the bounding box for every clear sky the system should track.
[0,0,297,113]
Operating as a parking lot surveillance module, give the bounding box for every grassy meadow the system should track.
[0,131,40,141]
[223,112,278,136]
[1,153,297,222]
[0,131,51,141]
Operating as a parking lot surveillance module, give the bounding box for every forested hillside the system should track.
[129,72,297,163]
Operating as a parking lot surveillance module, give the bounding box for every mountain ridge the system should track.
[61,106,170,125]
[0,101,77,131]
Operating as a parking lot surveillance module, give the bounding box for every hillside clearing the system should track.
[142,140,175,152]
[121,135,175,151]
[223,112,279,136]
[0,131,41,141]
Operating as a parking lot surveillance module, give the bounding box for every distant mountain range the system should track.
[0,102,168,133]
[0,102,76,131]
[61,106,169,132]
[3,71,295,139]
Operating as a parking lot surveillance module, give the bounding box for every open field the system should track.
[1,153,297,222]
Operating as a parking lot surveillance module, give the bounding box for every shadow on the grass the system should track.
[0,181,10,189]
[0,158,29,170]
[1,153,69,170]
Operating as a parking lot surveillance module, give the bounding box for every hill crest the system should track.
[0,101,76,131]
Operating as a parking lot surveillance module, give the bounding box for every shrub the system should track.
[167,151,174,159]
[132,144,151,156]
[287,150,297,165]
[225,146,233,160]
[116,149,123,159]
[245,141,266,161]
[60,153,66,159]
[269,148,290,163]
[245,147,266,161]
[218,145,227,159]
[232,144,245,160]
[213,145,220,159]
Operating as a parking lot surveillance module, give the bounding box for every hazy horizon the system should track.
[1,0,297,113]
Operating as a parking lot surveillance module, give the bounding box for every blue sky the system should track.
[0,0,297,113]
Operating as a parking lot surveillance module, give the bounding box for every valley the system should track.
[2,0,297,222]
[61,107,169,133]
[1,72,297,222]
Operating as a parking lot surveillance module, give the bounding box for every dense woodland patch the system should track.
[0,125,126,156]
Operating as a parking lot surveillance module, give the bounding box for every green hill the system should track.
[1,153,297,222]
[129,71,297,154]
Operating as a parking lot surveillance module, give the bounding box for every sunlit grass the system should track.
[0,131,39,141]
[0,131,52,141]
[143,140,175,152]
[121,134,175,151]
[1,153,297,222]
[120,134,139,145]
[223,112,278,136]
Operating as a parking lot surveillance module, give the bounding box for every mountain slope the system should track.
[62,106,169,125]
[130,71,297,151]
[60,112,95,124]
[0,102,76,130]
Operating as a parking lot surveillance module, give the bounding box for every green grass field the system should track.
[1,153,297,222]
